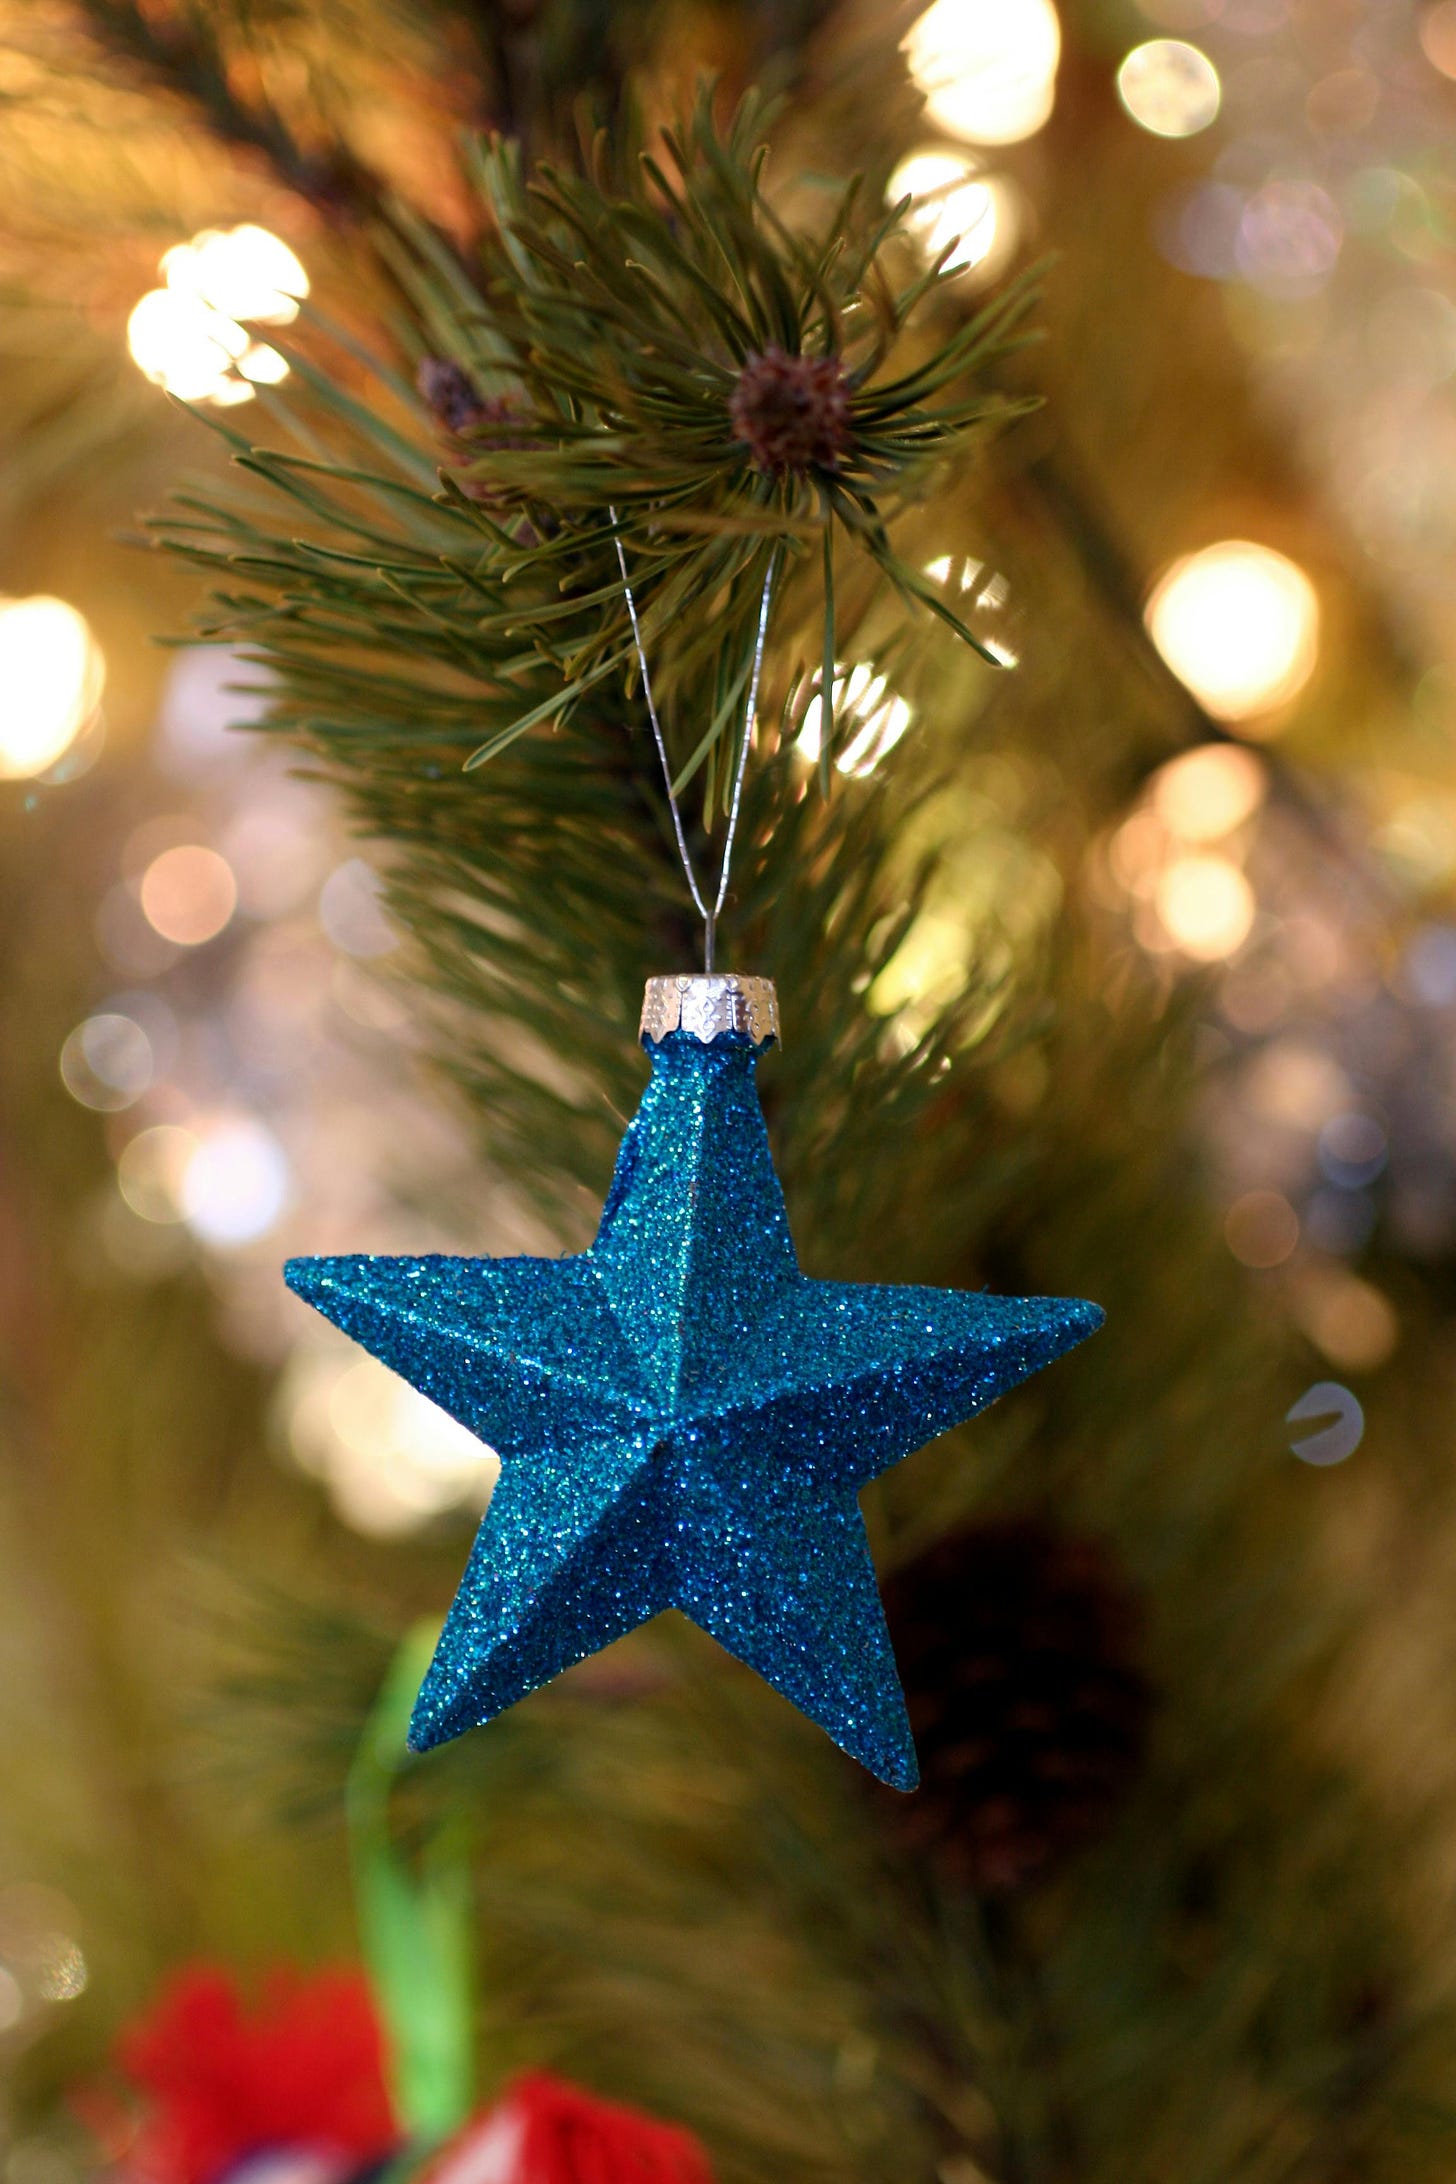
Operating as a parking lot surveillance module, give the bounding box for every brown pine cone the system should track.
[881,1518,1152,1894]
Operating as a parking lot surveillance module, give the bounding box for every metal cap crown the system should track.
[640,973,780,1049]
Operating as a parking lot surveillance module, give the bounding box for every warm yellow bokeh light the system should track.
[1419,0,1456,82]
[1116,40,1221,138]
[1294,1268,1398,1370]
[1225,1189,1299,1269]
[0,595,105,780]
[1155,852,1256,957]
[318,1354,498,1537]
[1146,541,1319,725]
[904,0,1061,146]
[117,1125,196,1224]
[128,225,306,406]
[888,151,1019,279]
[1152,743,1268,841]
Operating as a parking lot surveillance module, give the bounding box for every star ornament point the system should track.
[284,1014,1101,1790]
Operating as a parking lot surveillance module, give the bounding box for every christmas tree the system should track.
[5,3,1456,2180]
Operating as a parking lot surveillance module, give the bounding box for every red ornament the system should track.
[116,1966,399,2184]
[422,2073,712,2184]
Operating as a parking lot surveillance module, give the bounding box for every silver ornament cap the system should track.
[640,972,780,1049]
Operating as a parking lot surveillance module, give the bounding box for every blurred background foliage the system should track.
[3,0,1456,2179]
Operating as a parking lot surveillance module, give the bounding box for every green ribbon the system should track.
[347,1622,476,2144]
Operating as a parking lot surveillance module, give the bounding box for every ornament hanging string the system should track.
[610,508,777,973]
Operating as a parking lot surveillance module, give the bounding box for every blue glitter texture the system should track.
[285,1026,1102,1789]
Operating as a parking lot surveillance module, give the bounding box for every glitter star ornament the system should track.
[286,975,1102,1790]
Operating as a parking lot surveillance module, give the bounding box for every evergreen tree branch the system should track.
[69,0,382,221]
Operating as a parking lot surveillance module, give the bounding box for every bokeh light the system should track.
[1401,923,1456,1006]
[924,558,1017,660]
[59,1014,153,1112]
[319,858,398,958]
[903,0,1061,146]
[1225,1188,1299,1268]
[888,151,1020,280]
[223,799,326,919]
[1157,179,1244,281]
[1117,40,1220,138]
[1236,182,1343,294]
[1306,69,1380,138]
[1318,1111,1387,1187]
[286,1348,499,1537]
[34,1939,87,2003]
[126,290,253,404]
[128,225,307,405]
[178,1117,291,1247]
[0,1885,87,2019]
[1155,853,1255,958]
[1106,808,1165,899]
[0,596,105,781]
[1244,1041,1350,1133]
[1146,541,1319,725]
[1419,1,1456,82]
[798,664,913,778]
[139,845,237,946]
[1295,1271,1398,1372]
[117,1125,196,1224]
[157,645,274,776]
[1151,744,1268,841]
[161,225,308,324]
[1287,1381,1364,1466]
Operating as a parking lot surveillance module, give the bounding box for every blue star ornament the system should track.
[285,975,1102,1790]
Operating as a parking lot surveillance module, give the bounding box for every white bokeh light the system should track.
[286,1348,499,1537]
[128,225,307,406]
[59,1014,153,1112]
[161,225,308,325]
[798,663,913,778]
[904,0,1061,146]
[319,858,398,958]
[179,1117,291,1247]
[127,289,252,404]
[1116,40,1221,138]
[1146,541,1319,725]
[888,151,1019,279]
[0,596,105,780]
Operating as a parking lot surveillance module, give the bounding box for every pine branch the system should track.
[139,66,1456,2184]
[152,88,1039,845]
[71,0,382,221]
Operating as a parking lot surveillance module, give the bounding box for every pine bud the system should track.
[729,346,852,477]
[417,357,490,434]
